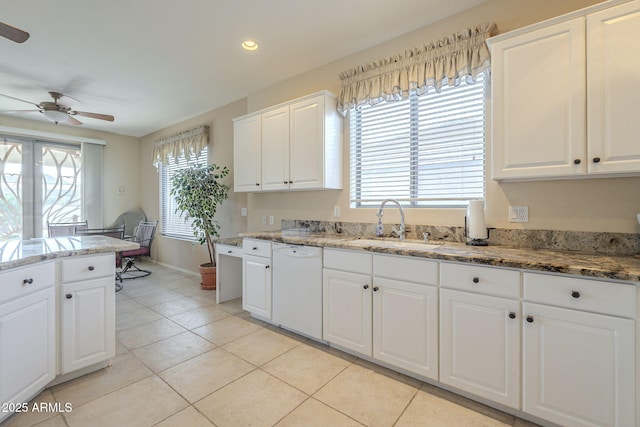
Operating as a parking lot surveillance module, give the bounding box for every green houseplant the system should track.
[170,163,229,289]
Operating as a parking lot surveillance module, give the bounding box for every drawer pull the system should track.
[526,316,534,323]
[363,284,369,290]
[227,250,233,254]
[593,157,601,163]
[571,291,581,299]
[65,293,73,299]
[23,278,34,285]
[88,265,95,271]
[255,183,260,186]
[508,312,516,319]
[265,265,270,269]
[573,158,581,165]
[472,277,480,284]
[373,286,379,292]
[253,247,258,251]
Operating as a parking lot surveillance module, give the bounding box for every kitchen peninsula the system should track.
[0,235,138,423]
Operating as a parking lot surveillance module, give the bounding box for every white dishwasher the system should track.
[272,243,323,340]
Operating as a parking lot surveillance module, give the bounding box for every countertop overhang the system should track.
[0,236,140,271]
[228,231,640,283]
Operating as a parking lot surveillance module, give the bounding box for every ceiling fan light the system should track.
[42,109,68,123]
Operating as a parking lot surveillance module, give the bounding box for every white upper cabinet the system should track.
[261,106,290,191]
[587,0,640,174]
[233,91,342,192]
[233,114,262,191]
[491,18,586,180]
[490,0,640,180]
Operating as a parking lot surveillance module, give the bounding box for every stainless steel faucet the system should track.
[375,199,406,240]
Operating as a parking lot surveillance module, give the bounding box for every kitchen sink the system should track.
[346,238,443,251]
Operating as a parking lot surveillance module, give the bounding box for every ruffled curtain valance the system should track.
[337,22,497,116]
[152,124,209,166]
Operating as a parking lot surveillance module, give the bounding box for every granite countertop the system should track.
[0,236,140,271]
[216,237,243,247]
[240,230,640,283]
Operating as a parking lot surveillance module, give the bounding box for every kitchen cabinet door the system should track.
[61,276,115,374]
[523,302,635,427]
[373,278,438,380]
[289,95,325,190]
[587,0,640,175]
[322,269,372,356]
[440,289,520,409]
[491,18,586,180]
[233,114,262,192]
[242,254,272,320]
[0,288,55,416]
[261,106,290,191]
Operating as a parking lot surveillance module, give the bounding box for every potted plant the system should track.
[170,163,229,289]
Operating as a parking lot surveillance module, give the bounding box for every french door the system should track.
[0,136,83,239]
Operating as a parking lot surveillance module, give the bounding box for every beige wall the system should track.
[138,99,248,273]
[0,115,141,227]
[243,0,640,235]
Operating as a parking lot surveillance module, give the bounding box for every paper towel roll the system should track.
[467,200,488,240]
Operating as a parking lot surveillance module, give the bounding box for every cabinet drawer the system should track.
[524,272,636,318]
[0,261,55,304]
[60,253,115,283]
[242,239,272,258]
[440,262,520,299]
[324,248,371,275]
[217,244,242,258]
[373,254,437,285]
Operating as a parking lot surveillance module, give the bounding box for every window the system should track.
[350,73,486,208]
[159,147,207,240]
[0,135,93,239]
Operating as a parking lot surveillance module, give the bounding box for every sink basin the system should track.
[347,238,442,251]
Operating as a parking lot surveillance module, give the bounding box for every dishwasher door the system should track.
[272,243,323,340]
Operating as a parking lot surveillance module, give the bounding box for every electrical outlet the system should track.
[509,206,529,223]
[269,215,274,225]
[333,206,340,218]
[262,216,267,225]
[241,207,248,217]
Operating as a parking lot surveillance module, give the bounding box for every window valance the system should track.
[337,22,497,116]
[153,124,209,166]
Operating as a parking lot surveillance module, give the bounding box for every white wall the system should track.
[242,0,640,235]
[138,99,247,273]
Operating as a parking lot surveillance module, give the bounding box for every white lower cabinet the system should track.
[323,250,438,380]
[59,254,116,374]
[323,268,372,354]
[523,273,636,427]
[0,262,56,423]
[61,277,115,373]
[440,289,521,408]
[373,277,438,380]
[242,239,273,320]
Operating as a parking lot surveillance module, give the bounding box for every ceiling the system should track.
[1,0,486,137]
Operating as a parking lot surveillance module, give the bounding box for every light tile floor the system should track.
[3,262,540,427]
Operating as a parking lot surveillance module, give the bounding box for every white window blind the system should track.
[159,147,207,240]
[350,74,485,208]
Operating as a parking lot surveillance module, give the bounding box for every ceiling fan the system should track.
[0,91,115,125]
[0,21,29,43]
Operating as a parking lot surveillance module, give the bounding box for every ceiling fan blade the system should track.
[0,93,40,108]
[0,22,30,43]
[65,116,83,126]
[49,91,79,108]
[0,109,40,114]
[72,110,114,122]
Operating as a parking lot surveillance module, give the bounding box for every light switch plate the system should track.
[509,206,528,223]
[241,208,248,217]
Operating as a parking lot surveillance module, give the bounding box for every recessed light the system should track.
[241,40,258,51]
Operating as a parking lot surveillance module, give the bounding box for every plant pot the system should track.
[199,263,217,290]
